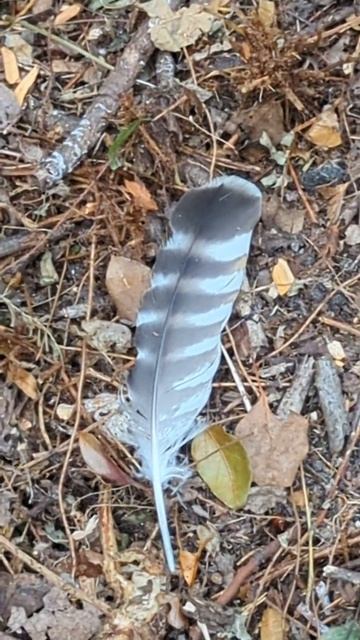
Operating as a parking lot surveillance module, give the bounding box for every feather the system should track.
[125,175,262,571]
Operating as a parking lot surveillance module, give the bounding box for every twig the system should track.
[320,315,360,338]
[58,235,96,577]
[221,343,252,412]
[36,20,155,187]
[323,565,360,585]
[300,464,314,605]
[288,162,317,223]
[277,356,314,419]
[315,356,350,453]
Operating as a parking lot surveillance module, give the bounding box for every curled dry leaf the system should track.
[54,3,82,26]
[272,258,295,296]
[79,432,133,485]
[179,550,200,587]
[106,255,151,323]
[14,66,39,107]
[7,361,39,401]
[1,47,20,84]
[260,606,286,640]
[124,178,158,212]
[142,0,218,52]
[306,106,342,149]
[235,397,309,487]
[81,318,132,353]
[191,425,252,509]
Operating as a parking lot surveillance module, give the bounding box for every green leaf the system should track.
[320,622,360,640]
[107,119,141,170]
[191,425,252,509]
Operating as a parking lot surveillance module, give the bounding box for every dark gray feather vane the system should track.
[125,175,262,571]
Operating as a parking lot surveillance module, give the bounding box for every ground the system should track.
[0,0,359,639]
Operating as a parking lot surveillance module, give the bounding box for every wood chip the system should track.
[315,356,350,453]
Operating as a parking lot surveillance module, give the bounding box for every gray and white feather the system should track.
[124,175,262,571]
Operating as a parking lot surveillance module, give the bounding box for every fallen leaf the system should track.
[72,515,98,541]
[39,251,59,286]
[124,179,158,211]
[56,403,75,421]
[327,340,346,367]
[245,486,287,514]
[235,397,309,487]
[345,224,360,245]
[81,319,131,353]
[14,66,39,107]
[0,83,21,132]
[191,425,252,509]
[272,258,295,296]
[106,255,151,323]
[54,3,82,26]
[108,120,141,170]
[258,0,276,29]
[79,433,133,485]
[1,47,20,84]
[260,606,286,640]
[7,362,39,400]
[320,182,349,223]
[142,0,218,52]
[240,100,285,146]
[179,550,200,587]
[306,106,342,149]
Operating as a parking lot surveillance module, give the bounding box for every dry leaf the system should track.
[192,425,252,509]
[79,433,133,485]
[179,550,199,586]
[306,106,342,149]
[106,255,151,323]
[235,397,309,487]
[260,606,286,640]
[142,0,218,52]
[345,224,360,245]
[7,362,39,400]
[14,66,39,107]
[258,0,276,29]
[54,3,82,26]
[0,83,21,132]
[56,403,75,421]
[1,47,20,84]
[81,319,131,353]
[124,178,158,211]
[327,340,346,366]
[272,258,295,296]
[320,182,349,223]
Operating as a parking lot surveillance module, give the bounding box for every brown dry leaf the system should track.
[7,362,39,400]
[191,425,252,509]
[79,433,133,485]
[235,397,309,487]
[260,606,286,640]
[54,3,82,26]
[179,550,200,587]
[320,182,349,223]
[14,66,39,107]
[272,258,295,296]
[1,47,20,84]
[258,0,276,29]
[124,178,158,212]
[142,0,217,52]
[306,106,342,149]
[106,255,151,323]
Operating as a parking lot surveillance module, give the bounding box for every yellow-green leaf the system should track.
[191,425,251,509]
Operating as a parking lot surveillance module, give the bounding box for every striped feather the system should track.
[125,175,262,571]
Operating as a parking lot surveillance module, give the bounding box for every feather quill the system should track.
[124,175,262,571]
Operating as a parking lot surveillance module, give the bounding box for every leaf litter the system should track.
[0,0,359,636]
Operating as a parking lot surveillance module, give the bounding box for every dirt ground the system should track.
[0,0,359,638]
